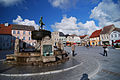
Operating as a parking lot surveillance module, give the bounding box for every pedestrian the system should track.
[80,73,89,80]
[103,45,108,56]
[71,44,75,56]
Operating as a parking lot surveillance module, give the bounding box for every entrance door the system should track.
[23,42,26,49]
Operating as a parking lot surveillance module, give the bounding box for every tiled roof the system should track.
[90,29,102,38]
[113,28,120,32]
[100,24,115,34]
[65,34,70,38]
[70,34,77,36]
[80,35,88,39]
[59,32,65,36]
[12,24,35,31]
[0,24,12,35]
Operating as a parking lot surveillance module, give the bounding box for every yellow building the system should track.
[89,29,102,46]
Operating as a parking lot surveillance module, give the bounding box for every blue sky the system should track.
[0,0,120,35]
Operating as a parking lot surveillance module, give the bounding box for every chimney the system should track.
[4,22,8,26]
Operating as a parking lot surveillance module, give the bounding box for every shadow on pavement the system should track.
[0,66,15,73]
[80,73,90,80]
[99,53,105,56]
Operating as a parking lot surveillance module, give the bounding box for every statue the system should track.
[39,16,45,30]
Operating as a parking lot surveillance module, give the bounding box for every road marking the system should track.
[0,62,83,77]
[89,59,101,78]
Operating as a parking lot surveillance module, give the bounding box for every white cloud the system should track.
[13,15,39,30]
[0,0,23,7]
[51,16,100,35]
[78,21,101,35]
[90,0,120,28]
[48,0,79,9]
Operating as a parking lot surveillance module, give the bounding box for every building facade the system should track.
[109,28,120,46]
[66,34,81,46]
[0,23,12,50]
[11,24,37,51]
[80,35,89,46]
[52,31,66,46]
[89,29,102,46]
[100,24,115,45]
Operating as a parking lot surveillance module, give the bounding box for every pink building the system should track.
[11,24,37,51]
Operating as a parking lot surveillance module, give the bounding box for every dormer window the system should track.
[4,22,8,26]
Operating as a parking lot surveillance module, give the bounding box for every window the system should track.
[119,34,120,37]
[17,36,19,39]
[115,34,117,37]
[106,36,108,39]
[13,30,16,34]
[111,35,113,38]
[17,31,20,34]
[23,31,26,35]
[29,37,31,40]
[23,37,25,40]
[29,31,31,35]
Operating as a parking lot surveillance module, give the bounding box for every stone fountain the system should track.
[5,16,69,66]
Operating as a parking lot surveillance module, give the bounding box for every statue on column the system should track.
[39,16,45,30]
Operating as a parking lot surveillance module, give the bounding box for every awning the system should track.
[113,40,120,43]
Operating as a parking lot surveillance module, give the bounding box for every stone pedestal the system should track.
[42,56,56,63]
[41,36,54,56]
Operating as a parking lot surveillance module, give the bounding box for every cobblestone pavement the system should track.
[0,46,120,80]
[87,46,120,80]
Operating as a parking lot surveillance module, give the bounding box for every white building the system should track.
[73,36,81,44]
[52,31,66,46]
[80,35,89,46]
[66,34,81,46]
[100,24,115,45]
[66,35,74,43]
[109,28,120,46]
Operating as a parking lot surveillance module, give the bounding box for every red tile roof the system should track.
[113,28,120,32]
[70,34,77,36]
[80,35,88,39]
[90,29,102,38]
[100,24,115,34]
[0,24,12,35]
[12,24,35,31]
